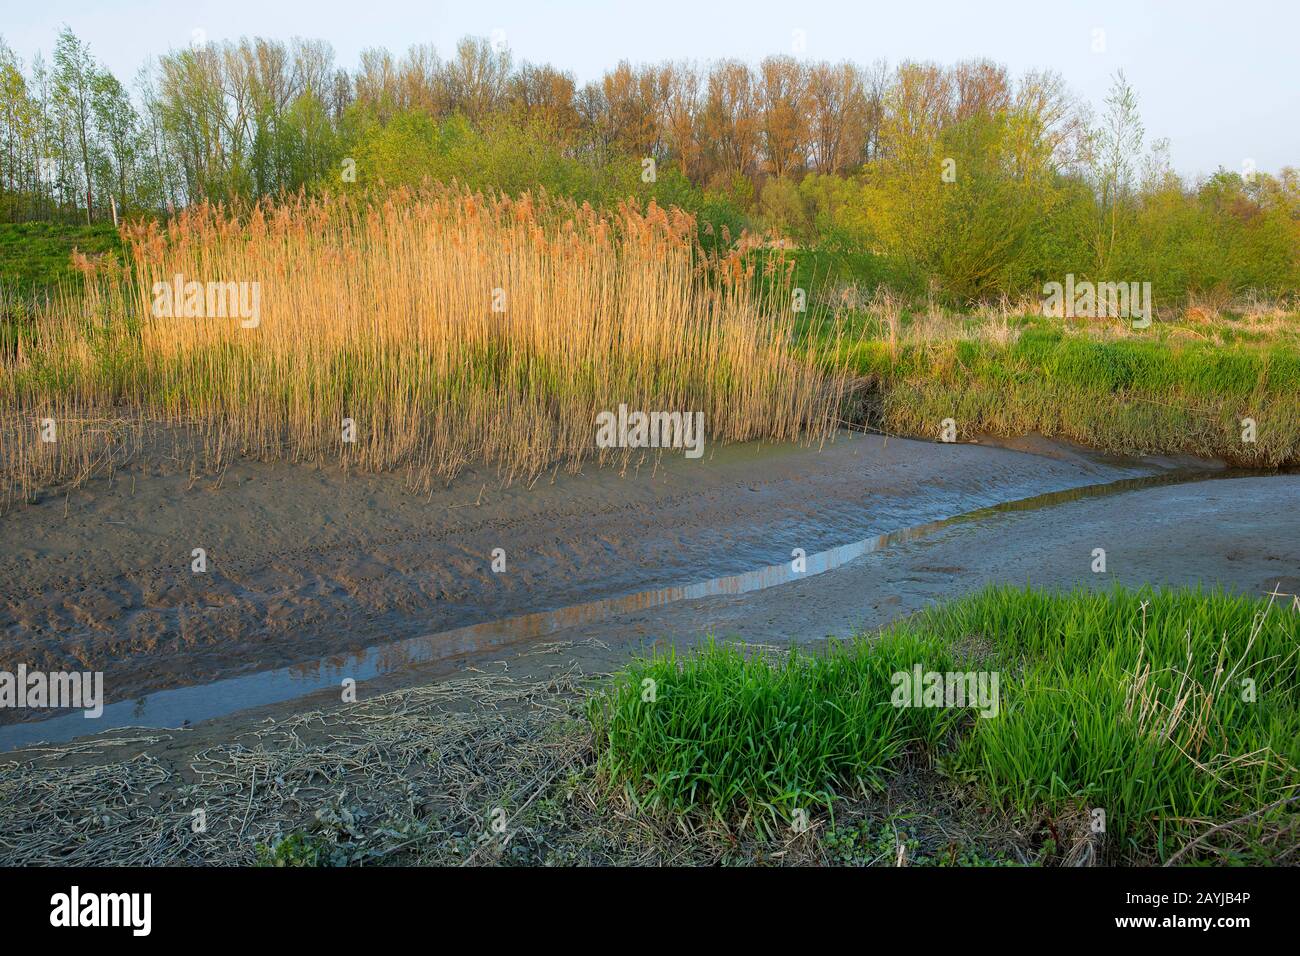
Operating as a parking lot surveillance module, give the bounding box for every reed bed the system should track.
[0,186,846,506]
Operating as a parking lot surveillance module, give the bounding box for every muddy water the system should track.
[2,463,1280,752]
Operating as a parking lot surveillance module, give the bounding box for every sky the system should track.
[5,0,1298,179]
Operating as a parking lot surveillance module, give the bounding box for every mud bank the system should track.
[1,432,1164,717]
[1,465,1295,863]
[2,427,1295,751]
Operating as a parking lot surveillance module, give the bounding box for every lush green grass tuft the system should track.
[587,633,965,834]
[588,585,1299,862]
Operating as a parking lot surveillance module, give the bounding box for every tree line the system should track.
[2,28,1296,301]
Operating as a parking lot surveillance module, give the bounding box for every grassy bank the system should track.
[799,296,1300,467]
[589,585,1300,864]
[0,221,123,295]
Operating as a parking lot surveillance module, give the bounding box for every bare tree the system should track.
[446,37,511,122]
[757,55,806,178]
[701,60,759,182]
[805,61,869,173]
[600,61,665,159]
[507,62,578,136]
[660,61,701,177]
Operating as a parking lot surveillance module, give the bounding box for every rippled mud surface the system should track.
[3,431,1295,749]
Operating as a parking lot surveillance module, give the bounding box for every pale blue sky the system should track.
[7,0,1298,178]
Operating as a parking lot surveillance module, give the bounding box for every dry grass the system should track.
[0,186,847,507]
[0,640,1037,867]
[0,656,593,866]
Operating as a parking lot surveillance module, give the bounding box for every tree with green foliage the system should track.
[52,27,100,222]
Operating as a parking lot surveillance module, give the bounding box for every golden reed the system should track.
[1,185,847,507]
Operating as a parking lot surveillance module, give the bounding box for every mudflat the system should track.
[7,428,1295,744]
[2,432,1165,713]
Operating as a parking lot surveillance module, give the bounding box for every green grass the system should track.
[588,585,1300,863]
[0,221,123,296]
[809,313,1300,466]
[934,586,1299,863]
[587,633,964,835]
